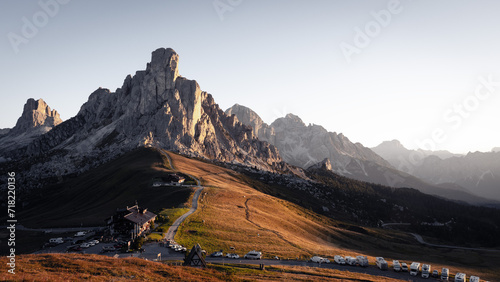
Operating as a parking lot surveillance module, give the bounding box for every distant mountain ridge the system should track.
[225,104,495,205]
[371,140,463,173]
[373,140,500,201]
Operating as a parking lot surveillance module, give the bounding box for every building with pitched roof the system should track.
[107,204,157,240]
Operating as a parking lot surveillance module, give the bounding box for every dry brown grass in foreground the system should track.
[0,254,406,281]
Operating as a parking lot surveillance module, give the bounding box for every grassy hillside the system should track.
[15,148,193,228]
[167,152,500,281]
[0,254,405,281]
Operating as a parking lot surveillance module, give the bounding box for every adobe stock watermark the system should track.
[339,0,403,64]
[7,0,71,54]
[213,0,243,21]
[384,74,499,186]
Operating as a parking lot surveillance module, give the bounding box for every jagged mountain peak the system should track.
[0,98,63,156]
[12,98,62,134]
[4,48,287,185]
[272,113,306,128]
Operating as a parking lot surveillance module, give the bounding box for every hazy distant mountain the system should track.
[493,147,500,152]
[412,152,500,201]
[372,140,462,174]
[373,140,500,201]
[0,98,62,155]
[1,48,287,191]
[225,105,493,205]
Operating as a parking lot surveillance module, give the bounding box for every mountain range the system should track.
[225,104,498,204]
[0,47,498,205]
[373,140,500,202]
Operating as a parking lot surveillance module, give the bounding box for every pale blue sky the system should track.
[1,0,499,153]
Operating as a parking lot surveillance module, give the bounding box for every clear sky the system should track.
[1,0,499,154]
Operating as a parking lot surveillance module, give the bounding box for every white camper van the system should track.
[421,264,431,278]
[392,260,401,272]
[345,256,357,266]
[469,276,480,282]
[441,268,449,280]
[375,257,388,270]
[334,255,346,265]
[244,250,262,260]
[356,256,369,267]
[410,262,421,276]
[454,273,466,282]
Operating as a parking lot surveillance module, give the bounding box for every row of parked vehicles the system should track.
[166,239,187,252]
[209,250,263,260]
[310,255,369,267]
[311,255,482,281]
[389,260,481,282]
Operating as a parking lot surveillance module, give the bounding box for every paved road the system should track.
[159,149,204,241]
[410,233,500,252]
[383,223,500,252]
[165,185,203,241]
[204,258,431,282]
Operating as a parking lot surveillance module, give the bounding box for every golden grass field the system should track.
[0,254,405,281]
[167,151,500,281]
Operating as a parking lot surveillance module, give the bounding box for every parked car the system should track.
[210,251,223,257]
[401,262,408,272]
[311,256,325,263]
[441,268,449,280]
[49,238,64,245]
[432,269,439,278]
[90,239,99,245]
[226,253,239,259]
[244,250,262,260]
[334,255,346,265]
[80,243,90,248]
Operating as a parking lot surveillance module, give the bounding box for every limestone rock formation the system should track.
[2,48,286,189]
[0,98,62,154]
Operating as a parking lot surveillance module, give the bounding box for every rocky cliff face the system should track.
[12,98,62,134]
[0,98,62,154]
[2,48,285,186]
[226,104,391,175]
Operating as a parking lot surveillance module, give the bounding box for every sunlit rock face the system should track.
[1,48,287,192]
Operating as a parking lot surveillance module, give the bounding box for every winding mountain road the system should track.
[159,149,204,241]
[383,223,500,252]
